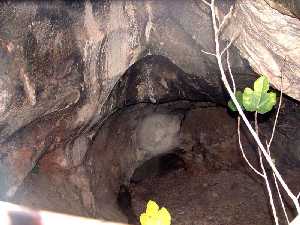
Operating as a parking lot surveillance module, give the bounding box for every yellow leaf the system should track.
[140,213,148,225]
[146,200,159,217]
[140,200,172,225]
[158,207,171,225]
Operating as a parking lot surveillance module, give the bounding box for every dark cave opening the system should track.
[9,55,300,225]
[0,0,299,224]
[108,98,298,225]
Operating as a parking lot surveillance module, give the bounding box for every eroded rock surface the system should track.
[0,0,299,223]
[85,103,185,221]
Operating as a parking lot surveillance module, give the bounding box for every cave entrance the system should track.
[10,56,300,225]
[107,100,277,225]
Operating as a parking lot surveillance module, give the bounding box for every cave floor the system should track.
[9,105,300,225]
[11,168,92,217]
[11,160,300,225]
[130,163,298,225]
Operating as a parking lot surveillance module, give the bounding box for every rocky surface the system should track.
[220,0,300,100]
[0,0,299,223]
[264,0,300,18]
[85,103,186,221]
[129,106,299,225]
[11,102,300,225]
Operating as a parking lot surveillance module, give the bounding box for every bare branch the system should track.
[258,149,279,225]
[265,140,271,155]
[226,50,236,93]
[201,50,216,56]
[273,173,290,224]
[255,112,279,225]
[219,6,234,34]
[267,66,284,149]
[215,5,221,29]
[201,0,211,7]
[221,37,236,57]
[237,117,264,177]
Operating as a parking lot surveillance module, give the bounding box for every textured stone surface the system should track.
[265,0,300,18]
[137,113,182,157]
[0,0,299,222]
[85,102,186,222]
[220,0,300,101]
[67,136,90,168]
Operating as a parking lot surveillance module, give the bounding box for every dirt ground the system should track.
[11,168,92,217]
[12,157,300,225]
[9,105,300,225]
[129,164,284,225]
[128,105,299,225]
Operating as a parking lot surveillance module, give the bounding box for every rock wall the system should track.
[0,0,299,221]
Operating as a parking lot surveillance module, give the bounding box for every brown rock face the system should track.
[0,0,299,223]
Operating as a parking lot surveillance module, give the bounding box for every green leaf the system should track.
[254,75,269,94]
[242,76,277,114]
[228,91,244,112]
[257,92,276,114]
[243,87,259,112]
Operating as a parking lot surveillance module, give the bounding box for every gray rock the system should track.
[137,113,182,158]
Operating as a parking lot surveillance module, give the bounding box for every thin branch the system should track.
[201,50,216,56]
[215,5,221,29]
[255,112,279,225]
[267,70,283,149]
[265,64,289,224]
[221,37,236,57]
[259,149,279,225]
[201,0,211,7]
[265,140,271,155]
[226,50,236,93]
[273,173,290,224]
[218,6,234,35]
[237,117,264,177]
[227,43,261,177]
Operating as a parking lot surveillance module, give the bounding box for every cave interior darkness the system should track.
[10,55,300,225]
